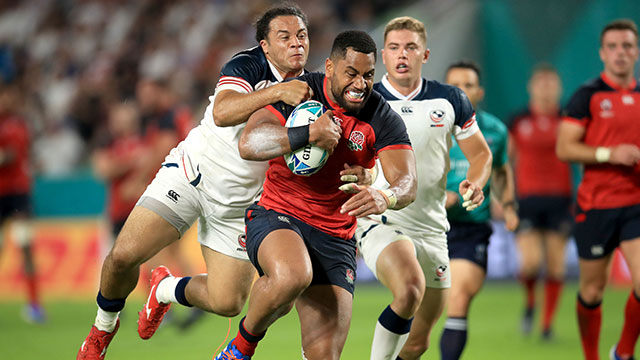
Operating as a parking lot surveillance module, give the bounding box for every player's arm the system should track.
[238,107,341,161]
[556,121,640,166]
[340,148,417,217]
[457,131,493,210]
[491,161,519,231]
[212,80,312,127]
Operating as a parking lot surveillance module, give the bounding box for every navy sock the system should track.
[96,291,126,312]
[379,305,413,334]
[175,276,193,307]
[440,317,468,360]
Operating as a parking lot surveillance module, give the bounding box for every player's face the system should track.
[528,70,561,104]
[445,68,484,108]
[261,15,309,77]
[326,48,375,113]
[600,29,639,78]
[382,29,429,84]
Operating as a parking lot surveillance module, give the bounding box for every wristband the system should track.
[287,125,310,151]
[368,165,378,184]
[595,147,611,163]
[378,189,398,209]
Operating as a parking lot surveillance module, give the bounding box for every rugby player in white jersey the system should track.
[75,5,370,359]
[354,16,492,360]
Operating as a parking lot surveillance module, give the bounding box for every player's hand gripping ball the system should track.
[284,100,330,176]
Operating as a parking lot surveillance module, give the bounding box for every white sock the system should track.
[371,321,409,360]
[95,308,119,332]
[155,276,181,304]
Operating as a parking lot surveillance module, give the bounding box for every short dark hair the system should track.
[600,18,638,45]
[446,60,482,83]
[530,62,558,77]
[255,4,308,43]
[330,30,377,61]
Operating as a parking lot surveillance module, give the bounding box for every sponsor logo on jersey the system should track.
[166,190,180,203]
[348,131,365,151]
[622,95,635,105]
[333,116,343,126]
[401,106,413,114]
[345,268,355,285]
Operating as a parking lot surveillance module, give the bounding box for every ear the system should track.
[478,86,485,102]
[422,49,430,64]
[381,49,386,66]
[599,46,605,63]
[260,39,269,55]
[325,58,334,77]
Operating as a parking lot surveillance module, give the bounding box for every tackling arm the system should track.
[213,80,312,127]
[238,107,341,161]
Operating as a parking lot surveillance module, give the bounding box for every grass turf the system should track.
[1,281,635,359]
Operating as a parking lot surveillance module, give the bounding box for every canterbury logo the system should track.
[401,106,413,114]
[166,190,180,203]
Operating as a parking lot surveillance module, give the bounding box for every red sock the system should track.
[617,291,640,358]
[25,273,39,305]
[232,317,264,356]
[577,295,601,360]
[542,278,563,331]
[521,276,537,309]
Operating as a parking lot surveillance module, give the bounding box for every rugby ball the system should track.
[284,100,329,176]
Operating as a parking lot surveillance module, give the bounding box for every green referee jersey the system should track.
[446,110,508,223]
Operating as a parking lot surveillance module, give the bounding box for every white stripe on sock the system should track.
[444,318,468,331]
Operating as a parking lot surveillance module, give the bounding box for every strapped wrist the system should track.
[287,125,310,151]
[502,200,518,211]
[378,189,398,209]
[595,147,611,163]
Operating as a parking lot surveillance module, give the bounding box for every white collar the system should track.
[381,74,422,100]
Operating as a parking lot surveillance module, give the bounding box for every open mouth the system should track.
[396,63,409,73]
[345,90,365,102]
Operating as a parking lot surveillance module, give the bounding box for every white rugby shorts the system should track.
[356,217,451,288]
[136,145,249,261]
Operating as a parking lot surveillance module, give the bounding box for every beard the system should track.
[330,82,371,114]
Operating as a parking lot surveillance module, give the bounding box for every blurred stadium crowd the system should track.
[0,0,413,176]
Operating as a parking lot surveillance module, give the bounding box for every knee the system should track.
[448,290,472,316]
[579,282,606,304]
[403,338,429,358]
[393,279,425,315]
[270,266,312,303]
[209,295,246,317]
[108,242,144,270]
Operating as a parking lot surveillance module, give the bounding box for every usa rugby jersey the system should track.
[563,73,640,210]
[372,74,479,235]
[180,46,297,212]
[447,110,508,223]
[258,72,412,240]
[509,108,572,198]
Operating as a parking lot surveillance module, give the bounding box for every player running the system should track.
[356,17,492,360]
[214,30,417,360]
[439,60,519,360]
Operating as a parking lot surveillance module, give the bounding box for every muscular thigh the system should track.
[202,245,256,299]
[297,285,353,360]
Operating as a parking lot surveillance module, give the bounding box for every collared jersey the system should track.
[447,110,508,223]
[372,74,479,235]
[258,72,412,240]
[509,108,572,197]
[180,46,292,211]
[563,73,640,210]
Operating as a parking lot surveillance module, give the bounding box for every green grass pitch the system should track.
[1,282,635,359]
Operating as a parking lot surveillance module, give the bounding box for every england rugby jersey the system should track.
[372,74,479,235]
[179,46,297,214]
[563,73,640,210]
[257,72,412,240]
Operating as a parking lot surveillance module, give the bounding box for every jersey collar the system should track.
[381,74,422,100]
[323,76,347,112]
[601,71,637,91]
[267,60,305,83]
